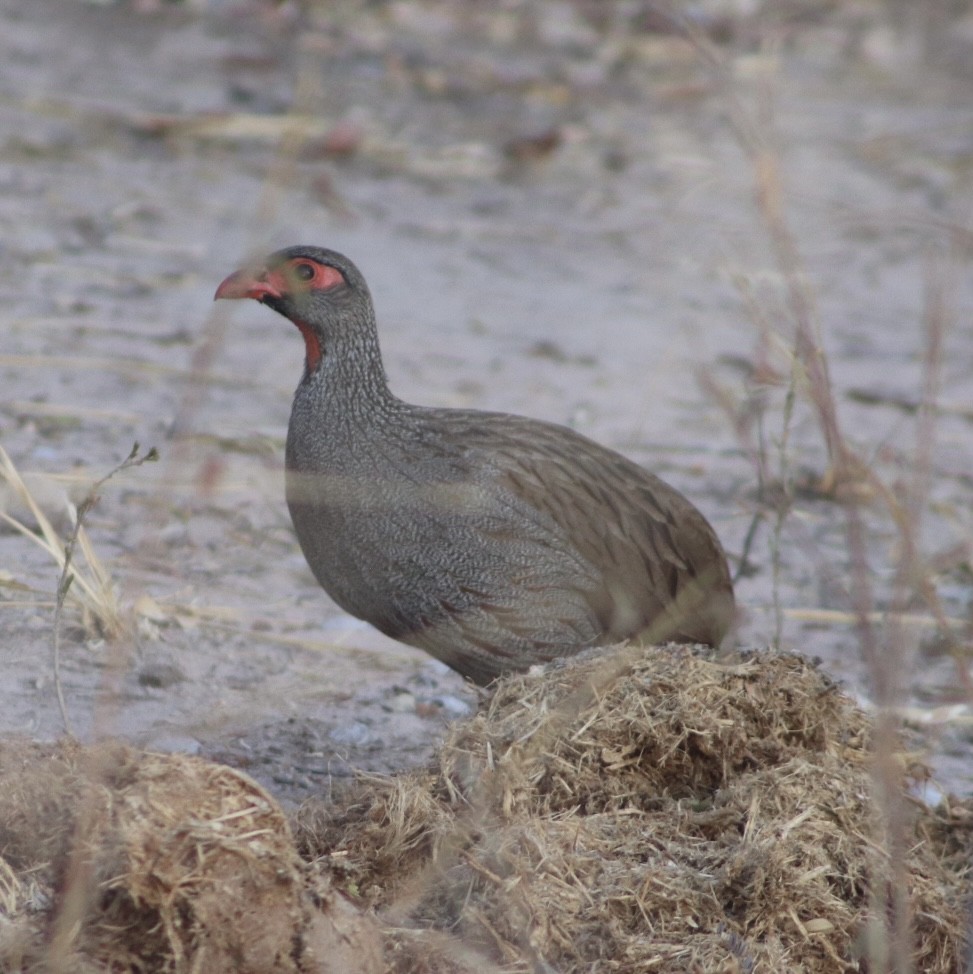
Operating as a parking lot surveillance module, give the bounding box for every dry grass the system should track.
[0,443,158,638]
[0,444,158,733]
[703,50,972,974]
[0,446,122,639]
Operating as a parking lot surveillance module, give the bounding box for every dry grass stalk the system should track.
[0,444,158,734]
[656,11,972,968]
[740,128,969,974]
[0,446,121,639]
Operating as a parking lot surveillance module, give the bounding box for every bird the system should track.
[215,245,735,685]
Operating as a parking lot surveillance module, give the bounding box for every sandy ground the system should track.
[1,0,971,806]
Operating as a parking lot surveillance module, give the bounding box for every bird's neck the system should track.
[293,309,403,438]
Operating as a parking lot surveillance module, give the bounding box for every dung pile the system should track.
[296,646,972,973]
[0,739,381,974]
[0,647,970,973]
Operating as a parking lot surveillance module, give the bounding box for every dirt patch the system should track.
[3,646,958,973]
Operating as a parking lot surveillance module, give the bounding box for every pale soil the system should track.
[1,0,971,806]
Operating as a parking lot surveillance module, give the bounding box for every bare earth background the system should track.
[1,0,971,807]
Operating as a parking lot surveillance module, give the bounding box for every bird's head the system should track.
[215,245,371,372]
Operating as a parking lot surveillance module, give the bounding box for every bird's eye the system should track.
[293,262,316,282]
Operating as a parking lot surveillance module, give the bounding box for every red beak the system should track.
[214,267,281,302]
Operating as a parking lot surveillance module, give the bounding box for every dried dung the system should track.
[0,646,970,973]
[296,645,973,973]
[0,739,382,974]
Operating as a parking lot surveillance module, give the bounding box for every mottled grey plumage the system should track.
[216,245,735,684]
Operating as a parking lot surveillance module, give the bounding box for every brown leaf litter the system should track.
[1,646,971,973]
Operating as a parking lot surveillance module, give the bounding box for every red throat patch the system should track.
[293,318,323,372]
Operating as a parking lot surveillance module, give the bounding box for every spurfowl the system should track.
[216,245,735,684]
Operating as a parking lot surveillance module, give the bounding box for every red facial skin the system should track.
[214,258,344,301]
[215,258,346,371]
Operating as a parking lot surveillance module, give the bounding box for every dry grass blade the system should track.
[0,445,120,637]
[53,444,159,734]
[784,607,970,631]
[0,444,158,734]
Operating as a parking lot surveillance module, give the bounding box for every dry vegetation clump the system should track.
[296,645,972,974]
[0,648,970,974]
[0,739,382,974]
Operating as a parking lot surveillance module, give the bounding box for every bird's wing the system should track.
[433,409,734,645]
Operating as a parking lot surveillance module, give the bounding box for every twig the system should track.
[733,508,763,583]
[53,443,158,736]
